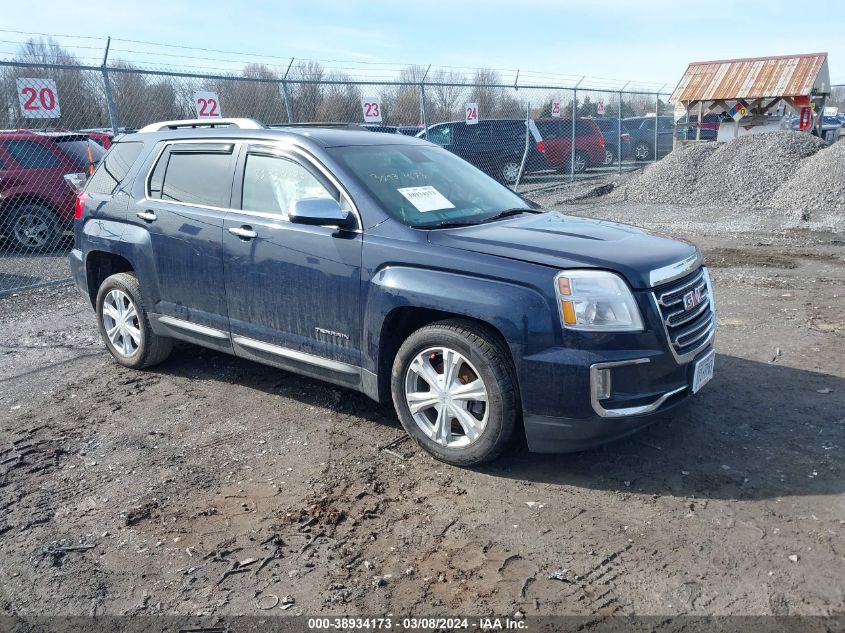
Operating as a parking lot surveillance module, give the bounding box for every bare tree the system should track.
[379,65,425,125]
[426,70,466,123]
[289,60,324,122]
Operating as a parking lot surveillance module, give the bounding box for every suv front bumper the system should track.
[520,344,713,453]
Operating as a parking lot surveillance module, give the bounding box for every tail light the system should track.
[536,140,545,153]
[74,192,88,220]
[598,136,605,148]
[622,133,631,141]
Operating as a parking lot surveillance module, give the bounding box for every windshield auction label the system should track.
[397,186,455,212]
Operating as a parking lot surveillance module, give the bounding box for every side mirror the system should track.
[289,198,352,228]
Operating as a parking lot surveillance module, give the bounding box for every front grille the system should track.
[652,267,715,361]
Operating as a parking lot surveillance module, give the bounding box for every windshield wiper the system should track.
[410,208,540,230]
[476,207,542,224]
[410,219,483,229]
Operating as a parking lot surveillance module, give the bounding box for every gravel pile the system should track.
[615,131,830,210]
[770,140,845,224]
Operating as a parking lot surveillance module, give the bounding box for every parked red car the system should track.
[534,118,606,173]
[0,130,105,252]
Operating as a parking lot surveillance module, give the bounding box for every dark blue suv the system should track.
[70,118,716,466]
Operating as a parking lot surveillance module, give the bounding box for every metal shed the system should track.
[671,52,831,140]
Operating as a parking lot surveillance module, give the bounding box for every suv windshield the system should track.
[327,144,536,228]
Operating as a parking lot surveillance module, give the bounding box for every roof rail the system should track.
[138,118,265,133]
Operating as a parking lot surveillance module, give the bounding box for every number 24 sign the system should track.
[17,78,61,118]
[193,91,222,118]
[465,102,479,125]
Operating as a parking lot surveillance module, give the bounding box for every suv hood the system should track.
[426,211,698,289]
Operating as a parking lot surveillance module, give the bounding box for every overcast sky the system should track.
[1,0,842,87]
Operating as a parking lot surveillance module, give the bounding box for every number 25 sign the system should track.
[17,78,61,118]
[193,91,222,118]
[361,97,382,123]
[465,102,479,125]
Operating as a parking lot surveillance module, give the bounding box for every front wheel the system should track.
[96,272,173,369]
[602,146,616,167]
[391,320,518,466]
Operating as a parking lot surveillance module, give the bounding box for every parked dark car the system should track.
[680,113,721,141]
[418,119,545,183]
[591,118,632,165]
[418,118,606,181]
[624,116,675,160]
[0,130,105,251]
[70,117,716,466]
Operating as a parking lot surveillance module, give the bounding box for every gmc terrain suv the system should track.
[71,118,716,466]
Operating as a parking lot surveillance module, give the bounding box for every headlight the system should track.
[555,270,643,332]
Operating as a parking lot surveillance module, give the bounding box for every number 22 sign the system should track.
[361,97,382,123]
[193,91,222,118]
[465,102,479,125]
[17,78,61,118]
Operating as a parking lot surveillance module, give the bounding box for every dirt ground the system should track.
[1,199,843,621]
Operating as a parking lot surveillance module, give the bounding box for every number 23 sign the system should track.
[17,78,61,118]
[361,97,382,123]
[194,91,222,118]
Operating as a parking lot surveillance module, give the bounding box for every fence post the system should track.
[571,88,577,181]
[420,65,430,135]
[618,90,622,175]
[653,91,659,163]
[281,57,295,123]
[514,101,531,191]
[101,37,119,134]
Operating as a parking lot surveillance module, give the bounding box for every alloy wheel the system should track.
[501,161,520,183]
[12,212,52,250]
[102,289,141,357]
[404,347,489,448]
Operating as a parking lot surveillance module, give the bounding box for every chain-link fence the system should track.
[9,51,828,294]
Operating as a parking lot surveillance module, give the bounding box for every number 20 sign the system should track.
[17,78,61,118]
[193,91,222,118]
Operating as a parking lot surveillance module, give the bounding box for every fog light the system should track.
[595,368,612,400]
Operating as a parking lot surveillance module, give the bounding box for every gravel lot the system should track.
[1,199,843,621]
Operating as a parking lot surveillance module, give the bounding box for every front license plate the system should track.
[691,349,715,394]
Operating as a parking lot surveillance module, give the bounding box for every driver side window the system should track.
[242,153,335,218]
[426,125,453,146]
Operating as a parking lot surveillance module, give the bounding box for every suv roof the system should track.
[133,124,431,149]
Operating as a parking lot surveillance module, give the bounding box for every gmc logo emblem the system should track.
[683,286,706,311]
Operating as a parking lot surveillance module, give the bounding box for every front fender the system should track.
[363,265,556,374]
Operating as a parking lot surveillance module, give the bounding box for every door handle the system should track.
[228,226,257,240]
[136,210,157,222]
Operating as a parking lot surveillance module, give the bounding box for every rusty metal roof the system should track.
[671,53,829,103]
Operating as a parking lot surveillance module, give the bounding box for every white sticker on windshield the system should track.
[397,186,455,212]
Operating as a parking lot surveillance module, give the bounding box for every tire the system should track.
[6,204,62,253]
[499,158,522,184]
[390,319,518,466]
[602,146,616,167]
[95,272,173,369]
[572,150,589,174]
[633,141,653,161]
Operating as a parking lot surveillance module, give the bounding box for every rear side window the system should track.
[86,142,144,195]
[149,144,234,208]
[3,140,61,168]
[56,138,106,168]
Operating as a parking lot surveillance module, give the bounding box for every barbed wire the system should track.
[0,28,674,91]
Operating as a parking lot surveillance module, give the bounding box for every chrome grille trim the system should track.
[651,266,716,364]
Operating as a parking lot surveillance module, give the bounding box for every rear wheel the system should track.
[573,150,589,174]
[391,320,518,466]
[6,204,62,253]
[96,272,172,369]
[633,141,653,161]
[602,146,616,167]
[499,158,522,184]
